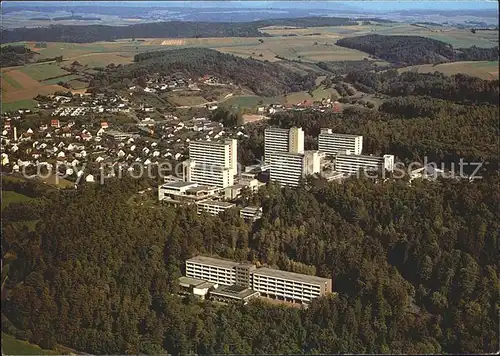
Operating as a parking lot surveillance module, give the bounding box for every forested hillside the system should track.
[97,48,317,97]
[336,34,499,65]
[2,171,498,354]
[0,45,37,67]
[346,70,499,105]
[0,17,355,43]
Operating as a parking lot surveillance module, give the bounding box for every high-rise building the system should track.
[264,127,304,164]
[289,126,304,154]
[186,139,237,188]
[335,153,394,175]
[270,151,321,187]
[318,129,363,156]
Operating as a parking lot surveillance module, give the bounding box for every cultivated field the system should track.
[398,61,499,80]
[1,63,68,111]
[2,22,497,111]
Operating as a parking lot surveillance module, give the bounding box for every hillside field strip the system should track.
[398,61,499,80]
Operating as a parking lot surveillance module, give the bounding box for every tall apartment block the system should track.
[184,139,238,188]
[270,151,321,187]
[185,256,332,304]
[318,129,363,156]
[335,153,395,175]
[264,127,304,164]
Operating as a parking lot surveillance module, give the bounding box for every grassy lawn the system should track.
[166,93,208,106]
[1,99,37,113]
[18,63,70,81]
[222,95,284,108]
[285,91,313,104]
[66,79,88,89]
[312,86,337,101]
[1,333,57,355]
[38,174,75,189]
[1,191,33,210]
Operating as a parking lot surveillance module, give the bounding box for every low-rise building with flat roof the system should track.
[178,276,217,299]
[209,284,260,305]
[196,199,235,216]
[240,206,263,221]
[158,181,219,203]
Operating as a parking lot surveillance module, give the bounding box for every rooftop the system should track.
[179,276,210,287]
[319,131,363,138]
[197,200,235,208]
[253,267,330,285]
[187,255,240,269]
[241,206,262,213]
[210,284,260,300]
[162,181,198,189]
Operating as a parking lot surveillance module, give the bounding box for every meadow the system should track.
[398,60,499,80]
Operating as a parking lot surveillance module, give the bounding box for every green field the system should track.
[41,74,82,85]
[311,86,339,101]
[165,93,208,106]
[1,333,57,355]
[398,60,499,80]
[1,74,23,89]
[39,174,75,189]
[1,191,33,210]
[66,79,88,89]
[1,99,37,113]
[18,63,70,81]
[223,95,283,108]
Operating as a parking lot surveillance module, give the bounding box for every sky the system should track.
[2,1,498,11]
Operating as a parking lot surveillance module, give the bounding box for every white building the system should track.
[251,268,332,303]
[335,153,395,176]
[196,199,235,216]
[185,256,240,286]
[270,151,321,187]
[264,127,304,164]
[185,139,237,188]
[318,129,363,156]
[184,256,332,304]
[158,181,219,203]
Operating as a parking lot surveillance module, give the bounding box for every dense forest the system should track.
[0,17,356,43]
[95,48,317,97]
[346,70,499,105]
[2,168,498,354]
[336,34,499,65]
[0,45,37,67]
